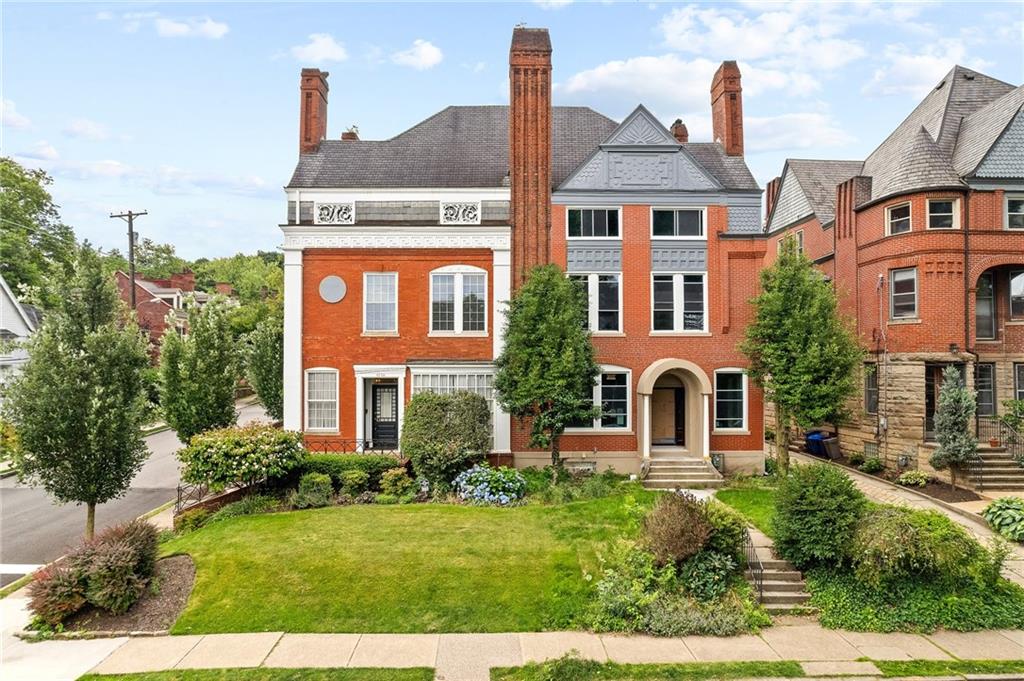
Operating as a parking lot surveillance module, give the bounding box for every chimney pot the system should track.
[670,119,689,143]
[711,60,744,156]
[341,131,359,141]
[299,68,330,154]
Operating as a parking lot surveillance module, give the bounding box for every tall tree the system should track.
[3,245,150,539]
[930,365,978,489]
[244,314,284,422]
[160,296,238,442]
[741,239,863,474]
[494,265,599,468]
[0,157,76,303]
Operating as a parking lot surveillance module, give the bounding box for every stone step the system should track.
[978,452,1020,461]
[759,558,797,570]
[646,472,718,481]
[971,465,1024,474]
[971,482,1024,490]
[969,474,1024,483]
[747,569,803,582]
[763,602,816,615]
[761,591,811,605]
[648,462,713,470]
[760,580,806,592]
[642,479,723,490]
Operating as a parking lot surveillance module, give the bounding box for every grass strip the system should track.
[714,487,777,538]
[80,669,433,681]
[491,660,804,680]
[875,659,1024,677]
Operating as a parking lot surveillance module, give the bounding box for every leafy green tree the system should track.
[0,157,76,303]
[160,296,238,442]
[930,366,978,489]
[3,245,150,539]
[244,315,283,422]
[494,264,599,468]
[741,239,863,474]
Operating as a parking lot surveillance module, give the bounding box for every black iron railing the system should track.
[304,438,401,455]
[977,415,1024,466]
[174,481,246,514]
[743,528,764,603]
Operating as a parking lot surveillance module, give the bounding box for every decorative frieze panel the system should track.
[609,153,675,189]
[567,243,622,272]
[313,202,355,225]
[651,244,707,271]
[440,201,481,225]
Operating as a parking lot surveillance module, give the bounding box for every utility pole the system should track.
[109,210,147,310]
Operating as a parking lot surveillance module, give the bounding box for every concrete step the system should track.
[759,559,797,570]
[969,474,1024,483]
[646,472,718,481]
[647,463,713,470]
[760,580,806,592]
[761,591,811,605]
[971,465,1024,474]
[747,569,803,582]
[978,452,1020,461]
[763,602,816,615]
[642,479,723,490]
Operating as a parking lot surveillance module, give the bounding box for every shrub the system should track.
[292,472,333,509]
[848,452,865,466]
[177,424,304,490]
[587,543,674,632]
[302,453,398,491]
[375,493,399,505]
[28,565,86,626]
[705,502,747,560]
[82,540,145,614]
[896,470,930,488]
[380,467,416,497]
[339,469,370,495]
[454,464,527,505]
[401,391,490,492]
[355,491,377,504]
[773,463,867,568]
[764,456,778,477]
[680,551,737,602]
[95,520,159,579]
[983,497,1024,542]
[643,492,712,567]
[208,494,279,523]
[859,457,884,474]
[174,507,211,533]
[643,591,754,637]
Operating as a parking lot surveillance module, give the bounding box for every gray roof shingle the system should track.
[786,159,863,225]
[883,126,962,196]
[953,84,1024,176]
[682,143,759,191]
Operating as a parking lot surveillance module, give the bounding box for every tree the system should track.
[494,264,600,468]
[0,157,76,303]
[244,315,283,422]
[930,365,978,489]
[740,239,863,474]
[160,296,238,442]
[3,245,150,539]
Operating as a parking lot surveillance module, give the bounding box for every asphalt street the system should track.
[0,401,268,586]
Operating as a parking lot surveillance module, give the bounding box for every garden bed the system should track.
[811,452,982,503]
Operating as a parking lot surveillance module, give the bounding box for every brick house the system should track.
[115,269,218,357]
[765,66,1024,489]
[280,27,767,485]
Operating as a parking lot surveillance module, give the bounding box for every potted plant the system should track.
[989,435,1001,448]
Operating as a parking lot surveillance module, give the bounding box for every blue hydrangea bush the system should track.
[453,464,526,506]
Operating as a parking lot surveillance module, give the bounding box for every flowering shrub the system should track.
[453,464,526,506]
[177,424,304,489]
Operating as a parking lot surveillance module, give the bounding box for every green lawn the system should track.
[80,671,431,681]
[875,659,1024,677]
[714,487,776,537]
[163,488,655,634]
[491,660,804,680]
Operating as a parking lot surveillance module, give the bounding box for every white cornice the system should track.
[280,224,511,251]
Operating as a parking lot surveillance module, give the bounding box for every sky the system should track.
[3,1,1023,261]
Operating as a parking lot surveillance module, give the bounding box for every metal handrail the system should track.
[743,528,764,603]
[304,438,401,455]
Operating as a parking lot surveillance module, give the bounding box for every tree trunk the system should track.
[775,405,791,475]
[550,432,562,470]
[950,466,957,491]
[85,502,96,541]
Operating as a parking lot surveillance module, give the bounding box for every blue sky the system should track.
[3,1,1022,260]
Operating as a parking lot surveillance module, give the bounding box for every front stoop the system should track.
[968,449,1024,491]
[642,458,723,490]
[745,529,813,615]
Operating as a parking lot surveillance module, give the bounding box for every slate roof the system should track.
[785,159,863,225]
[683,143,760,191]
[953,84,1024,176]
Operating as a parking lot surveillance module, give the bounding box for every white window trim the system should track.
[649,271,709,334]
[304,367,339,433]
[885,201,912,236]
[566,206,623,241]
[776,230,804,254]
[362,272,398,335]
[1006,193,1024,230]
[713,368,748,433]
[890,267,918,320]
[564,365,633,434]
[649,206,708,241]
[571,272,623,334]
[428,265,488,336]
[1016,363,1024,401]
[926,197,960,230]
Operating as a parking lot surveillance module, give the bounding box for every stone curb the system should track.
[15,629,169,641]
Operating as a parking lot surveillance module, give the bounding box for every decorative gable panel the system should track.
[603,105,679,146]
[767,167,814,232]
[975,108,1024,179]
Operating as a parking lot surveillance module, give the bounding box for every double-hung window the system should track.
[777,231,804,255]
[886,203,911,235]
[714,370,747,431]
[927,199,957,229]
[652,273,706,332]
[568,208,620,238]
[976,272,996,340]
[569,273,621,332]
[1006,195,1024,230]
[975,363,996,416]
[305,368,338,431]
[864,364,878,414]
[364,273,398,333]
[1011,270,1024,319]
[430,266,487,334]
[890,268,917,319]
[1016,363,1024,401]
[652,208,704,238]
[567,369,631,430]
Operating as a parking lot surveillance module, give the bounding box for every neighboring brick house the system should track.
[281,27,767,484]
[765,66,1024,488]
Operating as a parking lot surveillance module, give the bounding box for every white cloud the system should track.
[534,0,573,9]
[291,34,349,64]
[391,39,443,71]
[63,118,110,141]
[464,61,487,74]
[862,40,993,98]
[2,99,32,129]
[744,113,854,152]
[154,17,230,39]
[18,141,59,161]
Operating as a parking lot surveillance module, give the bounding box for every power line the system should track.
[109,210,147,310]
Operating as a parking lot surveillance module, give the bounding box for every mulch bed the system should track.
[820,453,983,503]
[65,555,195,633]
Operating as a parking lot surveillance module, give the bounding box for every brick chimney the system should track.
[170,270,195,292]
[300,68,329,154]
[214,282,234,296]
[710,61,743,156]
[509,26,552,288]
[764,175,781,224]
[670,119,689,143]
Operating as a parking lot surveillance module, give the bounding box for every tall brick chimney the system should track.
[764,175,781,224]
[509,26,552,288]
[710,61,743,156]
[300,68,329,154]
[670,119,689,143]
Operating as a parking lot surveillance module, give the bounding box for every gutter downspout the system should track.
[964,190,971,356]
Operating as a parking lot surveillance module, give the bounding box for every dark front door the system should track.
[371,382,398,447]
[673,387,685,446]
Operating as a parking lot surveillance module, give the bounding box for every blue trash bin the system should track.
[805,431,825,457]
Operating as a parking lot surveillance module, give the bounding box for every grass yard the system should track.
[163,488,655,634]
[714,487,776,537]
[875,659,1024,677]
[80,670,432,681]
[491,660,804,680]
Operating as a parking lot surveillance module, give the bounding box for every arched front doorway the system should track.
[637,359,712,460]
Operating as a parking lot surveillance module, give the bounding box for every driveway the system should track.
[0,400,268,586]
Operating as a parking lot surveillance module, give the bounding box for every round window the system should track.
[319,275,347,303]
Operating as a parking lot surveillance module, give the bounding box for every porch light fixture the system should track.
[897,455,910,468]
[949,342,960,354]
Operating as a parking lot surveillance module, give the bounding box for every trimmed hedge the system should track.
[302,453,401,491]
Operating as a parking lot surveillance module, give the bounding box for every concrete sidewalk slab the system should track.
[89,635,203,674]
[926,630,1024,660]
[2,636,127,681]
[760,625,861,661]
[435,633,522,681]
[997,629,1024,647]
[801,660,881,676]
[519,632,607,663]
[349,633,439,668]
[600,634,694,663]
[682,634,780,661]
[836,632,951,661]
[263,633,361,668]
[175,632,282,669]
